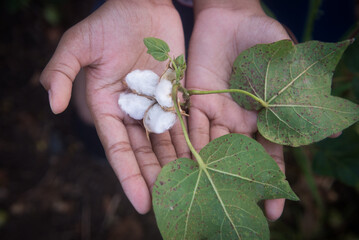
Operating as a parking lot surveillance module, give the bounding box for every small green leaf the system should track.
[230,40,359,146]
[174,54,186,68]
[153,134,298,240]
[143,37,170,61]
[174,54,186,79]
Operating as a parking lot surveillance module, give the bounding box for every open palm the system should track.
[40,0,190,214]
[186,8,291,221]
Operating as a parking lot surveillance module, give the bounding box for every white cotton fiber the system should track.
[118,93,155,120]
[144,104,177,134]
[155,79,174,108]
[125,69,159,96]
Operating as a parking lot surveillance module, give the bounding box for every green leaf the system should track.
[143,37,170,61]
[313,125,359,187]
[230,40,359,146]
[153,134,298,240]
[174,54,186,68]
[342,36,359,74]
[353,76,359,101]
[174,54,186,79]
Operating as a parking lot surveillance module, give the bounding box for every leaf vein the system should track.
[268,108,306,137]
[264,47,281,101]
[184,169,202,239]
[267,48,338,103]
[269,104,359,114]
[203,168,241,239]
[207,167,290,197]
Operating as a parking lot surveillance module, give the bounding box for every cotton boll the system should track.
[161,68,176,82]
[118,93,155,120]
[155,79,174,108]
[144,104,177,134]
[125,69,159,96]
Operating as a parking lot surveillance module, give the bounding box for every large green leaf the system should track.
[354,76,359,101]
[338,35,359,100]
[152,134,298,240]
[230,40,359,146]
[342,35,359,74]
[313,125,359,187]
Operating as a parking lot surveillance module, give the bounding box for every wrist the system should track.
[193,0,263,16]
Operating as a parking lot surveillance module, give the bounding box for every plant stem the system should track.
[172,84,206,169]
[188,89,268,108]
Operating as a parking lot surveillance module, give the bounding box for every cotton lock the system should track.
[125,69,159,97]
[155,79,174,108]
[118,93,155,120]
[143,104,177,134]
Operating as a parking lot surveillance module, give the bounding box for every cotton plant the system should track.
[117,37,359,240]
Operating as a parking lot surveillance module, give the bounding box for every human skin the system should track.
[187,0,291,221]
[40,0,190,214]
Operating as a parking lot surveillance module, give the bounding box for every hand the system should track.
[186,1,291,221]
[40,0,190,214]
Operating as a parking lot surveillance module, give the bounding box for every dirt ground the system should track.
[1,0,359,240]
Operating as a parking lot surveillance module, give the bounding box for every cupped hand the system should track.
[40,0,190,214]
[186,3,291,221]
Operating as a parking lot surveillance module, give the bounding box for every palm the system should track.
[40,1,189,214]
[186,8,290,220]
[84,2,189,214]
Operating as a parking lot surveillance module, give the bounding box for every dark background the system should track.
[0,0,358,239]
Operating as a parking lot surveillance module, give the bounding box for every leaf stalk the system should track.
[188,89,269,108]
[172,84,206,169]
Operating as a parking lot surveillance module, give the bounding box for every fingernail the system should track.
[48,90,54,113]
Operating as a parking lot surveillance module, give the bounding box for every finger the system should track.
[210,121,230,141]
[210,101,258,140]
[329,132,342,138]
[264,198,286,222]
[125,120,162,193]
[40,26,91,114]
[150,131,178,167]
[94,113,152,214]
[188,98,210,153]
[170,118,191,159]
[256,133,286,221]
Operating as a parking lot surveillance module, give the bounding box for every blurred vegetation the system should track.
[3,0,65,26]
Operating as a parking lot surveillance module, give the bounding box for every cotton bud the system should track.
[118,93,155,120]
[161,68,176,82]
[125,69,159,97]
[144,104,177,134]
[155,68,176,108]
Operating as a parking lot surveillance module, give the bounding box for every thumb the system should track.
[40,26,92,114]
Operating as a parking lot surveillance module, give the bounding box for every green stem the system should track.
[172,84,206,169]
[188,89,268,108]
